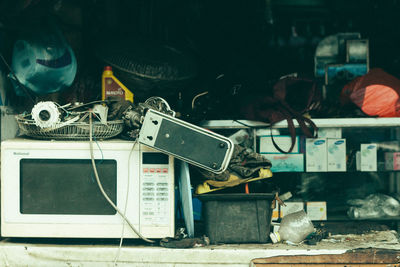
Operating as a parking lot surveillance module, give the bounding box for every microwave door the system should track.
[19,158,118,216]
[1,142,142,238]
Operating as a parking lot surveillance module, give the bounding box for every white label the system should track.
[306,201,327,221]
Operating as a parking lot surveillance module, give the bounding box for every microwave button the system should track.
[156,187,168,191]
[143,168,149,173]
[143,187,154,191]
[156,182,168,186]
[143,192,154,196]
[156,168,161,173]
[143,197,154,201]
[157,192,168,196]
[156,197,168,201]
[150,168,155,173]
[143,182,154,186]
[162,168,168,173]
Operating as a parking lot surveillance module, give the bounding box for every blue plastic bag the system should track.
[10,25,77,96]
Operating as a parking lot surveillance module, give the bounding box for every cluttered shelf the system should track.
[199,117,400,129]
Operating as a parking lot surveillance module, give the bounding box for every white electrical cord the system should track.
[191,91,208,109]
[88,112,155,246]
[113,139,136,265]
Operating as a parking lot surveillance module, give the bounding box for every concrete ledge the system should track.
[0,231,398,267]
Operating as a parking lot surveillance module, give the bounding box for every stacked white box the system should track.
[306,138,327,172]
[318,128,342,138]
[360,143,377,171]
[327,139,346,172]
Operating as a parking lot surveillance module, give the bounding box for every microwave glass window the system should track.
[142,152,169,164]
[20,159,117,215]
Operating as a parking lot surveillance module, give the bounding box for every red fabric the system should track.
[341,68,400,117]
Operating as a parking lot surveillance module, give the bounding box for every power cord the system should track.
[88,112,155,246]
[113,138,137,265]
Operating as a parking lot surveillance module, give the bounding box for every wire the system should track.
[89,124,104,183]
[191,91,208,109]
[66,100,113,111]
[233,120,254,128]
[113,138,137,266]
[0,53,36,104]
[88,112,155,244]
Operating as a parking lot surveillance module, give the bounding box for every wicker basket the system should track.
[16,116,124,140]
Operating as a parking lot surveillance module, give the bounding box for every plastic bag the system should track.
[340,68,400,117]
[271,210,314,244]
[347,193,400,219]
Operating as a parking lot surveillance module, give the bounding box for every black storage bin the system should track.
[198,193,275,244]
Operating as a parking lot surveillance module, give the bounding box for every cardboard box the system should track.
[327,138,346,172]
[361,143,377,171]
[281,202,304,217]
[318,128,342,138]
[306,201,327,221]
[306,138,327,172]
[385,152,400,170]
[259,135,300,154]
[262,154,304,172]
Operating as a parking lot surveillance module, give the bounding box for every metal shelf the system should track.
[200,117,400,129]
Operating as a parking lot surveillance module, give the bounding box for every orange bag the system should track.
[340,68,400,117]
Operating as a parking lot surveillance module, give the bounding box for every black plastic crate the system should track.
[198,193,275,244]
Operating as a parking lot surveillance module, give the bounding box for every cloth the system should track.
[197,144,272,181]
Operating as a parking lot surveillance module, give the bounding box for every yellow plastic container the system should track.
[101,66,134,103]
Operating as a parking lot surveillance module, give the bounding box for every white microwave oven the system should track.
[1,138,175,239]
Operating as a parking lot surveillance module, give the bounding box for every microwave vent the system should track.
[15,116,124,140]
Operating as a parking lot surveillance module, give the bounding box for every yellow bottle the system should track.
[101,66,134,103]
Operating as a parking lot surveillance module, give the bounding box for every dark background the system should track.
[1,0,400,114]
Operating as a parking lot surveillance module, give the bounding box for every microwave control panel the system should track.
[140,152,172,226]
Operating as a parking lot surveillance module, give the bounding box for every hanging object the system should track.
[10,24,77,96]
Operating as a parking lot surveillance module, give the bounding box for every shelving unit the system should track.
[200,117,400,129]
[199,117,400,230]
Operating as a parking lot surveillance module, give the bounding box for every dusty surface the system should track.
[205,230,400,251]
[0,230,398,266]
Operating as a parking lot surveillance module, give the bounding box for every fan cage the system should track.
[16,116,124,140]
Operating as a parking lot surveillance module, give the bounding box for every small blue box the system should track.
[262,153,304,172]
